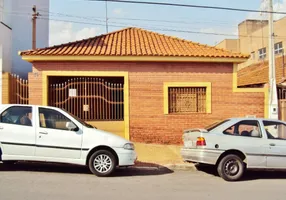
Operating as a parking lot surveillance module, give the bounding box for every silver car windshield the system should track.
[205,119,230,131]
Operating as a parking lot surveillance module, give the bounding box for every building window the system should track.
[274,42,283,55]
[168,87,206,113]
[163,82,211,114]
[258,47,266,60]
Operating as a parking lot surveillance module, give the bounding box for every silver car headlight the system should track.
[123,143,135,150]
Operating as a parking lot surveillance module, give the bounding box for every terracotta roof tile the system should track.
[238,56,286,86]
[20,27,248,58]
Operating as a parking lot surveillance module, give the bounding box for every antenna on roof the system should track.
[105,0,109,33]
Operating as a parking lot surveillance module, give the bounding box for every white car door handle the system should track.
[0,126,3,130]
[39,131,48,135]
[269,143,276,146]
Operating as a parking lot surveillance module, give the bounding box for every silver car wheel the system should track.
[224,159,239,176]
[93,154,112,173]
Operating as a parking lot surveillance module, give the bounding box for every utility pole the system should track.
[268,0,278,119]
[32,5,39,49]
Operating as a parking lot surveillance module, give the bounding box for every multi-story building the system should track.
[216,17,286,70]
[0,0,49,78]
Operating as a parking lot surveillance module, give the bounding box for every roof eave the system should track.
[21,55,248,63]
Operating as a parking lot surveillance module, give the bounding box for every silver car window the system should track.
[223,120,262,138]
[263,120,286,140]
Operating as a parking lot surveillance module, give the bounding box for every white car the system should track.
[0,104,137,177]
[181,118,286,181]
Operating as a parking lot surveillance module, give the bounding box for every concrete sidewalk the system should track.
[133,143,196,171]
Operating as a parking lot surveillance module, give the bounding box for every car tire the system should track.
[88,150,116,177]
[217,154,245,181]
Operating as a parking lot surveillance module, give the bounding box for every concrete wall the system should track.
[238,19,268,55]
[0,22,12,72]
[215,39,240,53]
[29,61,265,144]
[1,0,12,27]
[10,0,49,78]
[238,17,286,70]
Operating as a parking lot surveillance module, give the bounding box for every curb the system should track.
[131,163,198,171]
[163,163,197,171]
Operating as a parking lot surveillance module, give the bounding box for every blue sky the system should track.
[47,0,285,46]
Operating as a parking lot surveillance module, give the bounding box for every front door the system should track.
[0,105,35,157]
[35,107,83,159]
[262,120,286,168]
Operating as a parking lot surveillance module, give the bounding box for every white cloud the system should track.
[75,27,99,41]
[113,8,123,15]
[248,0,286,21]
[112,8,127,16]
[198,27,238,46]
[49,21,101,46]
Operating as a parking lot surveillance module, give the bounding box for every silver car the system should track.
[181,118,286,181]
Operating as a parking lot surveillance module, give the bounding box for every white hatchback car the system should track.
[181,118,286,181]
[0,104,137,176]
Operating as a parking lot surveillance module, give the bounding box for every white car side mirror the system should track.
[66,121,77,131]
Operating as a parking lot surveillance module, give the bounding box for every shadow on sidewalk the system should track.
[0,161,173,177]
[195,163,286,181]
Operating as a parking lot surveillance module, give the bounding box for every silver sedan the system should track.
[181,118,286,181]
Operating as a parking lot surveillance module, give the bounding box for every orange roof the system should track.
[238,56,285,86]
[20,27,248,59]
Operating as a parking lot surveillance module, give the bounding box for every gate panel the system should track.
[9,74,29,104]
[49,77,124,121]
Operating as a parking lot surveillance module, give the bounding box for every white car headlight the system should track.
[123,143,135,150]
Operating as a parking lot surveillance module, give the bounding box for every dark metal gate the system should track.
[48,77,124,121]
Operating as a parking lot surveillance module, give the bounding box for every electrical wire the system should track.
[85,0,286,15]
[37,16,286,40]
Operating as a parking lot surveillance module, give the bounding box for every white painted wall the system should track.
[1,0,12,27]
[10,0,49,78]
[0,22,12,73]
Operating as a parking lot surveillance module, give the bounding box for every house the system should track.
[237,54,286,120]
[216,17,286,70]
[19,27,267,144]
[0,0,49,78]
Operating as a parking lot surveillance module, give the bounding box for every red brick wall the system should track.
[31,61,265,144]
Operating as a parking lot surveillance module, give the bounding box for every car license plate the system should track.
[185,141,193,148]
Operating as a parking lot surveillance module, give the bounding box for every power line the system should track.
[0,10,281,40]
[40,11,237,30]
[85,0,286,15]
[38,9,237,26]
[37,16,286,40]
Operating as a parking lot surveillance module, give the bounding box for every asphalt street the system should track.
[0,162,286,200]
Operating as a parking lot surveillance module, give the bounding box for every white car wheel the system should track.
[88,150,116,177]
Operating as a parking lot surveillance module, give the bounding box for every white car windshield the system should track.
[59,108,95,128]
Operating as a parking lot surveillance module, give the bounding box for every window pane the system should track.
[274,42,283,55]
[0,106,32,126]
[258,48,266,59]
[168,87,206,113]
[263,121,286,139]
[223,120,261,138]
[39,108,76,131]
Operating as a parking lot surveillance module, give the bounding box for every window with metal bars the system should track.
[168,87,206,113]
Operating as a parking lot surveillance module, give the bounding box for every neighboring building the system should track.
[0,0,49,78]
[216,18,286,70]
[215,39,240,53]
[19,27,268,145]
